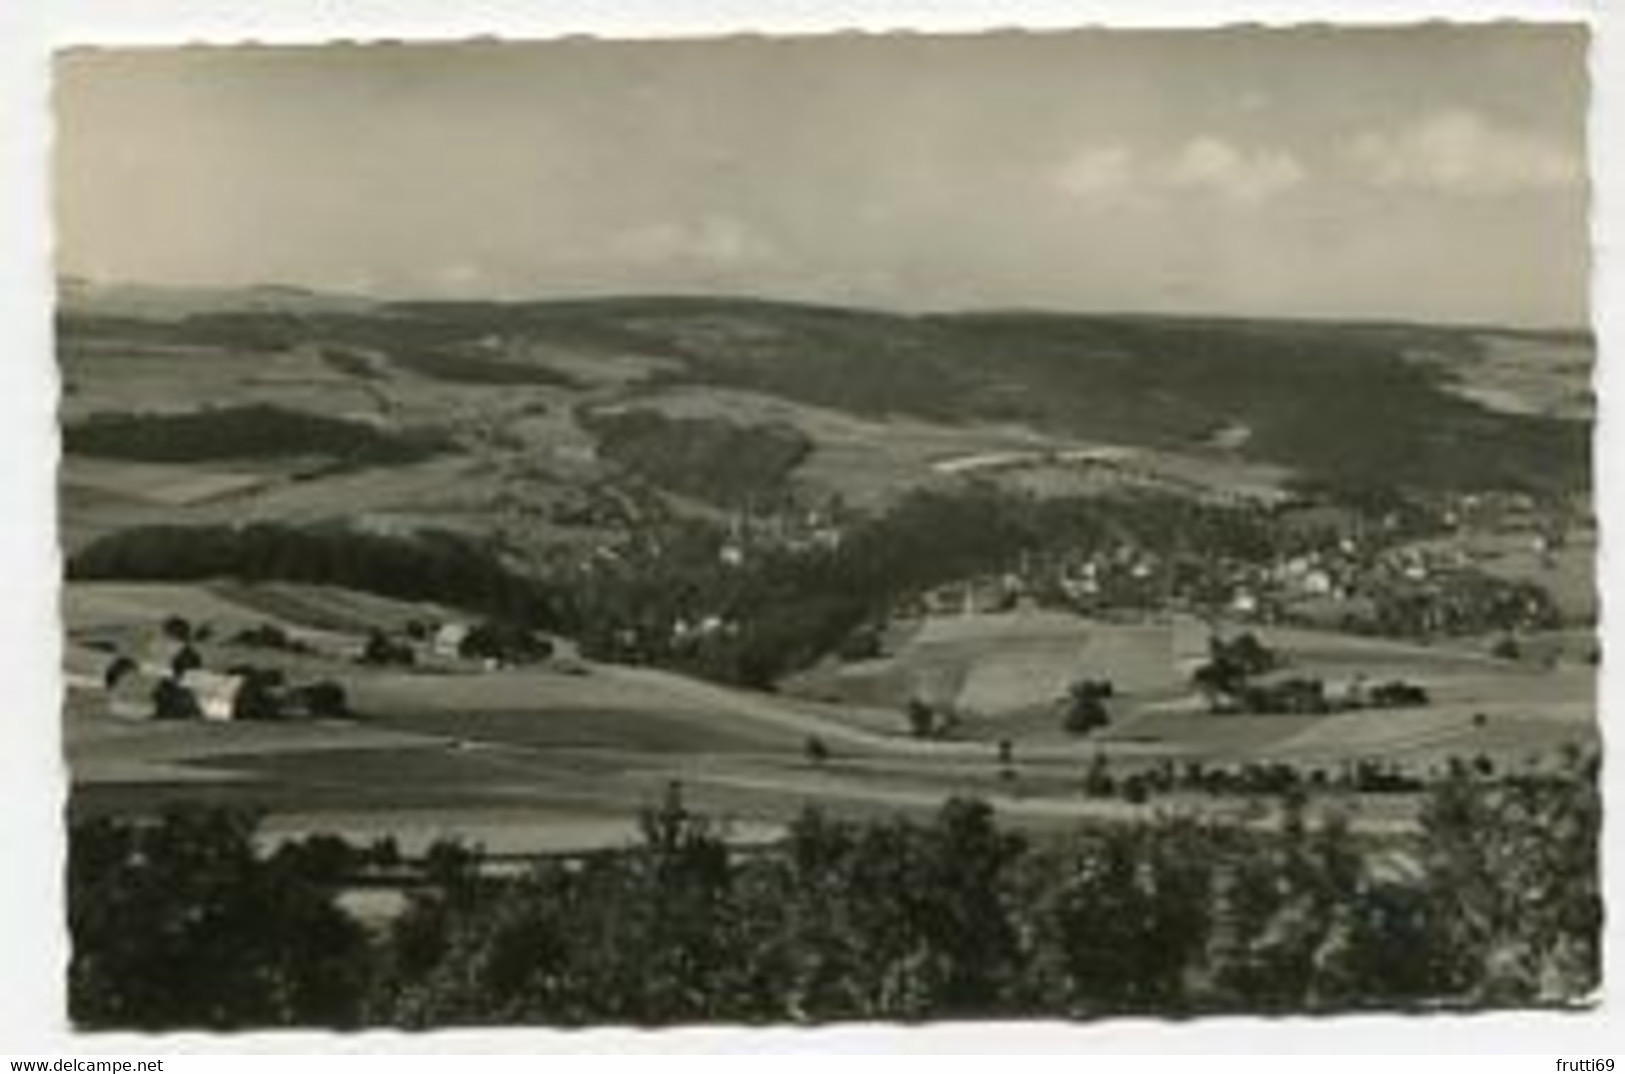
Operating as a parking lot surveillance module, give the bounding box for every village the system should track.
[540,475,1587,689]
[61,476,1588,749]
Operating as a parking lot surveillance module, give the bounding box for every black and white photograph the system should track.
[49,22,1599,1033]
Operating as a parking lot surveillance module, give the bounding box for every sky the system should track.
[54,25,1590,327]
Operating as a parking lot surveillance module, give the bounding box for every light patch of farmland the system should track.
[1417,332,1593,420]
[1254,625,1510,677]
[913,610,1193,695]
[512,339,682,387]
[183,456,483,527]
[1404,527,1597,623]
[1263,703,1595,766]
[62,341,382,423]
[67,581,283,632]
[66,706,447,786]
[804,611,1590,759]
[348,661,902,757]
[60,483,171,551]
[63,456,283,507]
[1098,706,1317,755]
[802,611,1196,725]
[64,579,427,660]
[213,582,461,637]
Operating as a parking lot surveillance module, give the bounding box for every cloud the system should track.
[1347,109,1583,195]
[433,261,490,296]
[1052,145,1136,200]
[609,215,776,267]
[1163,136,1305,206]
[1051,136,1304,209]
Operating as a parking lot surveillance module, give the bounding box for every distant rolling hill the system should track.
[57,286,1593,494]
[59,277,380,321]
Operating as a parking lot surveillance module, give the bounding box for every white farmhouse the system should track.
[433,622,471,659]
[186,669,247,722]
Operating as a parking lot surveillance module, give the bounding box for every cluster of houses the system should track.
[716,504,847,568]
[568,495,851,575]
[1198,670,1431,717]
[103,646,247,722]
[358,616,559,671]
[898,505,1567,644]
[81,620,348,724]
[1181,630,1432,717]
[74,606,569,724]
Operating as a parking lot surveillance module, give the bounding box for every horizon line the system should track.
[56,274,1594,337]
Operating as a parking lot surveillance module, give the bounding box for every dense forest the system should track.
[68,759,1601,1030]
[63,404,449,467]
[67,522,565,631]
[578,407,812,509]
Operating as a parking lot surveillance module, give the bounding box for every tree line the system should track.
[68,757,1600,1030]
[68,523,566,632]
[63,404,449,467]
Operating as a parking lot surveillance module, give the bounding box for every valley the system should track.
[59,284,1597,857]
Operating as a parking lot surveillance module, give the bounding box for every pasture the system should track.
[793,610,1199,728]
[794,608,1592,764]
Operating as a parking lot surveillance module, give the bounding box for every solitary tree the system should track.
[906,698,936,739]
[152,677,200,721]
[997,738,1015,781]
[171,644,203,680]
[1063,678,1113,735]
[103,654,137,690]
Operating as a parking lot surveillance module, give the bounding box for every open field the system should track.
[64,457,285,507]
[1405,525,1598,623]
[794,609,1593,755]
[62,339,381,424]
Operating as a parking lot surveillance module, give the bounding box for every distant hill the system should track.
[55,286,1593,494]
[374,296,1591,493]
[58,278,379,321]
